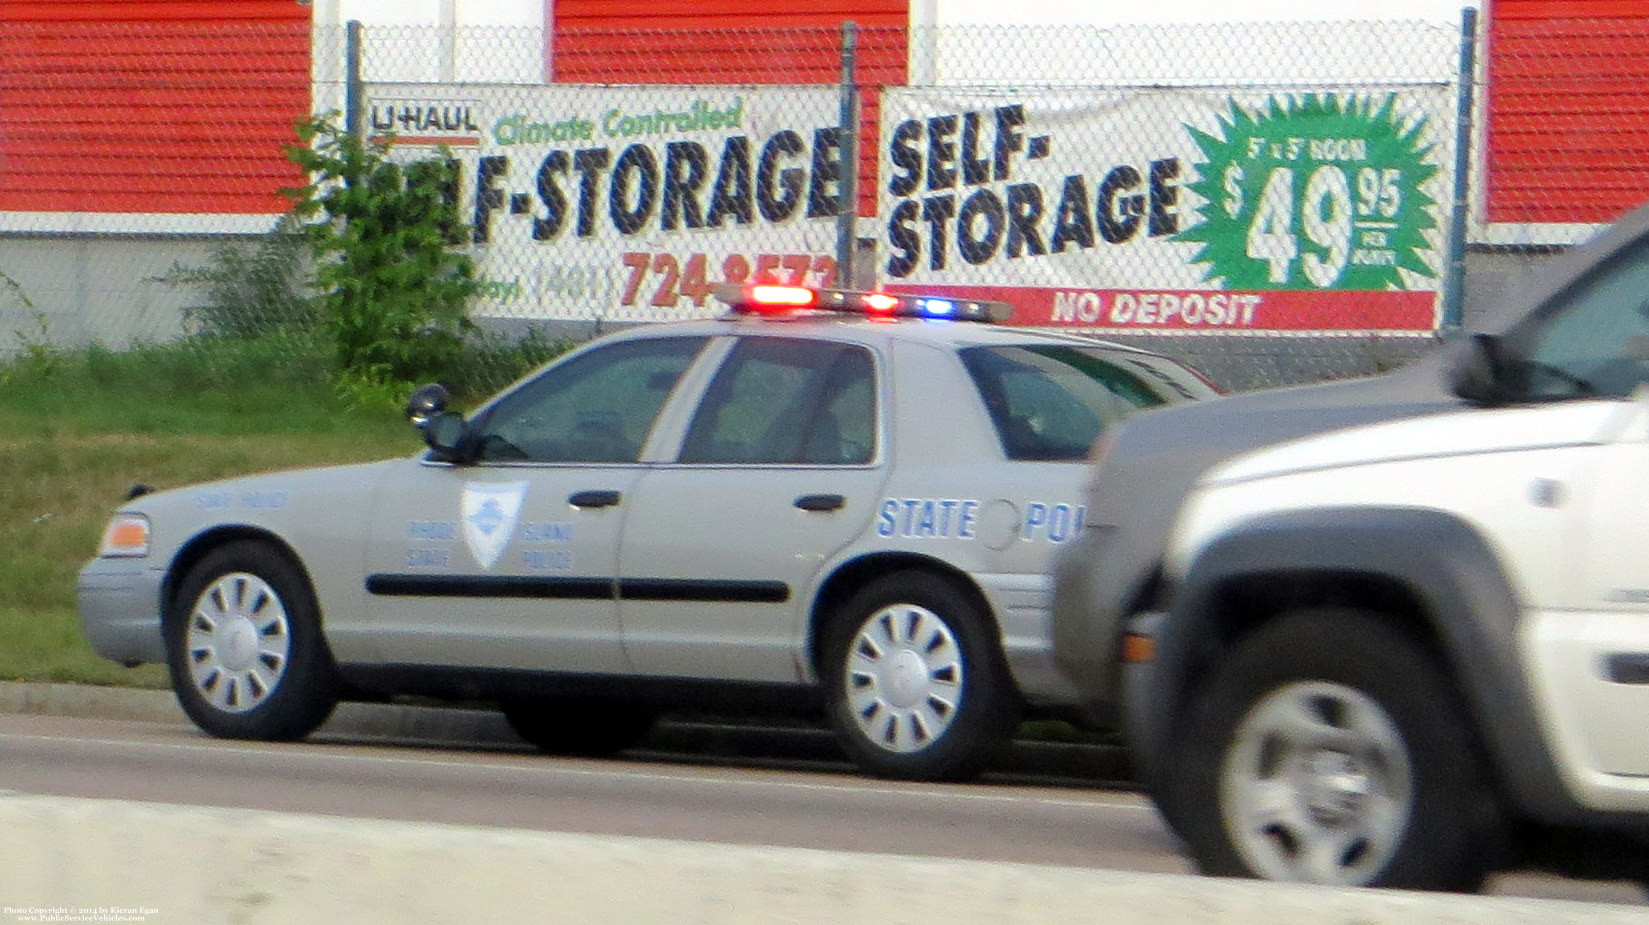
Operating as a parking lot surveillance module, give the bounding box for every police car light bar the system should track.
[714,283,1013,324]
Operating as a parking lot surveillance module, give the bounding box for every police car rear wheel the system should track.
[166,540,341,741]
[822,572,1019,782]
[501,698,657,757]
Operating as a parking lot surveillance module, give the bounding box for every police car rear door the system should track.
[616,334,890,683]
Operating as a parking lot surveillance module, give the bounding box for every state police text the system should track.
[469,126,846,244]
[883,104,1185,277]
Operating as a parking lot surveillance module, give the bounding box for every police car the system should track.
[78,284,1216,781]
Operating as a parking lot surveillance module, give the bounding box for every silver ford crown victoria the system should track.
[78,284,1216,781]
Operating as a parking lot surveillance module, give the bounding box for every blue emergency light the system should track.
[715,284,1012,323]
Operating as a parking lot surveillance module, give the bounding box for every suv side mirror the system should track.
[1448,333,1511,405]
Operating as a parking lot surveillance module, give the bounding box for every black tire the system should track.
[1165,608,1500,891]
[820,571,1020,782]
[501,698,657,757]
[166,540,341,741]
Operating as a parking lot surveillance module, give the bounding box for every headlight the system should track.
[97,513,151,558]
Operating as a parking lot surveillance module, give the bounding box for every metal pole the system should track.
[344,20,365,140]
[836,21,860,289]
[1441,6,1479,332]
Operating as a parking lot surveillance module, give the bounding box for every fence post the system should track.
[1441,6,1479,332]
[836,21,860,289]
[345,20,365,140]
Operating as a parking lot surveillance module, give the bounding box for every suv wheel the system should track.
[1170,608,1499,891]
[821,571,1019,782]
[167,541,341,741]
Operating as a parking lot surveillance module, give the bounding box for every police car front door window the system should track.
[1519,239,1649,400]
[679,338,875,465]
[473,337,707,463]
[960,346,1169,461]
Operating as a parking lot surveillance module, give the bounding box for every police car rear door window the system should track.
[679,338,875,465]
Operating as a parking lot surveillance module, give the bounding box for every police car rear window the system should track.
[959,345,1169,461]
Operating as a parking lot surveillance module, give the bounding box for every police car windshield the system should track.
[959,345,1196,461]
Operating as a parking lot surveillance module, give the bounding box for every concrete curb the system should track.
[1,793,1640,925]
[0,681,1133,783]
[1,683,1642,921]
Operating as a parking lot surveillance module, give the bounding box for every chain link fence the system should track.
[1,13,1619,393]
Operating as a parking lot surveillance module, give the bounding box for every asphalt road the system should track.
[0,710,1641,905]
[0,712,1176,871]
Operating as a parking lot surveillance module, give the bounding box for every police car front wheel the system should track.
[166,540,341,741]
[821,571,1019,782]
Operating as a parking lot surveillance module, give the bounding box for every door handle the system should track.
[569,489,622,509]
[794,493,845,512]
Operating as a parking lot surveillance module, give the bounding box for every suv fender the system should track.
[1139,506,1583,827]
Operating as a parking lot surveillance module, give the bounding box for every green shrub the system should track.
[284,115,479,397]
[153,214,316,339]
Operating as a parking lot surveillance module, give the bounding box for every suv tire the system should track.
[1167,607,1500,891]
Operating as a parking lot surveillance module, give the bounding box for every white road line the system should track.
[0,730,1155,813]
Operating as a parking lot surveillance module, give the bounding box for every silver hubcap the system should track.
[185,572,292,714]
[1219,681,1412,885]
[843,603,963,753]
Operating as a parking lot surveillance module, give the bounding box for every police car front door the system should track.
[616,337,889,682]
[365,462,637,673]
[363,336,708,675]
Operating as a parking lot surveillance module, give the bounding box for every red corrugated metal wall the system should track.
[550,0,907,216]
[0,0,310,215]
[1486,0,1649,224]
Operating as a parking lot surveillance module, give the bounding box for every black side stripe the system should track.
[366,574,789,604]
[621,578,788,603]
[367,575,614,599]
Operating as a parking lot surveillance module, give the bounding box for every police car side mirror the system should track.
[405,383,450,427]
[1448,333,1511,406]
[422,411,468,462]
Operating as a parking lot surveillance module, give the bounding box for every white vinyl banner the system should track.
[877,86,1455,335]
[365,83,845,321]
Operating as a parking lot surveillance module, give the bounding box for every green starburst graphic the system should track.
[1175,94,1441,290]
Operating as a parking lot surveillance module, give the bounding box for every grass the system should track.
[0,333,553,688]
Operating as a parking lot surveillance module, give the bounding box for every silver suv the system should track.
[1053,203,1649,888]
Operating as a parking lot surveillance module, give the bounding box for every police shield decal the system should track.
[461,481,528,571]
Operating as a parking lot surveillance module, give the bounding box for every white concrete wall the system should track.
[932,0,1479,25]
[0,794,1639,925]
[909,1,1477,86]
[0,237,234,356]
[311,0,545,103]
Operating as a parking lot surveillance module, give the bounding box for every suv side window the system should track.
[679,338,876,465]
[1515,238,1649,400]
[472,337,706,463]
[960,345,1169,461]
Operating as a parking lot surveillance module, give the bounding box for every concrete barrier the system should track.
[0,793,1639,925]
